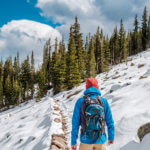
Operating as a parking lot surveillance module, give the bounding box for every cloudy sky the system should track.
[0,0,150,68]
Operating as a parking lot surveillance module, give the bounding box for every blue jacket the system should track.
[71,86,115,145]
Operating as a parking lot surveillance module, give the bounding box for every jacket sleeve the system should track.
[71,99,82,145]
[104,98,115,141]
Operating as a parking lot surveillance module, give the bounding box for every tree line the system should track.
[0,6,150,109]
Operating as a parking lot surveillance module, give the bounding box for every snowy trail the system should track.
[50,98,69,150]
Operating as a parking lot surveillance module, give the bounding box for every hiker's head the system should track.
[86,78,99,89]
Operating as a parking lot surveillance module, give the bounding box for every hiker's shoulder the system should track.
[77,96,85,103]
[75,96,84,105]
[101,97,109,106]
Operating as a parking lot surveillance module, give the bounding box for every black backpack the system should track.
[81,95,105,141]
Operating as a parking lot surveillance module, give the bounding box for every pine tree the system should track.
[110,27,120,64]
[72,16,86,81]
[4,75,12,107]
[132,14,139,54]
[58,38,67,91]
[95,26,101,73]
[3,57,14,82]
[147,16,150,48]
[119,19,126,62]
[103,36,110,71]
[138,29,143,52]
[11,78,20,105]
[127,31,132,56]
[13,53,20,81]
[42,39,52,89]
[31,51,35,98]
[51,38,61,94]
[123,33,128,64]
[87,37,96,77]
[0,59,3,78]
[100,35,106,72]
[142,6,148,50]
[0,77,3,108]
[36,69,46,100]
[20,57,31,100]
[66,26,81,89]
[85,36,89,52]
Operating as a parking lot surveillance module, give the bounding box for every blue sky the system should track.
[0,0,61,28]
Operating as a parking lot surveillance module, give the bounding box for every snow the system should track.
[54,49,150,149]
[0,97,53,150]
[1,49,150,150]
[120,133,150,150]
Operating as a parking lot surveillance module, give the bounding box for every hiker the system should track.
[71,78,115,150]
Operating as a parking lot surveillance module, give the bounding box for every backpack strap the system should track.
[81,94,90,134]
[97,95,106,135]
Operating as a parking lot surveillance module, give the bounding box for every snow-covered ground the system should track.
[1,49,150,150]
[54,49,150,150]
[0,97,53,150]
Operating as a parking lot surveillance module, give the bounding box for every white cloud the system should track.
[0,20,62,68]
[36,0,150,38]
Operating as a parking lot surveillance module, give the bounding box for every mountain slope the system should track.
[54,49,150,150]
[0,49,150,150]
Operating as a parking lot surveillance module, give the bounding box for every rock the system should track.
[53,136,66,144]
[20,116,27,120]
[129,77,132,79]
[139,76,147,79]
[53,113,59,116]
[101,87,105,90]
[19,138,23,143]
[130,62,135,66]
[51,145,60,150]
[138,64,144,68]
[112,75,121,79]
[52,139,66,150]
[138,122,150,141]
[54,118,61,123]
[110,90,113,93]
[54,99,60,102]
[54,106,60,111]
[62,119,67,124]
[7,133,11,138]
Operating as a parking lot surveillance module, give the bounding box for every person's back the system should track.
[71,78,115,150]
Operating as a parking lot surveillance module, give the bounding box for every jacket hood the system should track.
[84,86,101,96]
